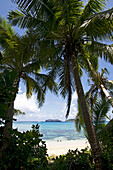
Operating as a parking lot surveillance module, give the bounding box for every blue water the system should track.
[13,121,85,141]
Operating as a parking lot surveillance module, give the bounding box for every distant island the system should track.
[45,119,62,122]
[65,119,74,122]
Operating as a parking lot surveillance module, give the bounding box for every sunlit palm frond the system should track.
[93,99,110,133]
[75,97,110,134]
[54,0,83,26]
[0,17,16,50]
[81,7,113,39]
[80,0,106,23]
[8,9,45,29]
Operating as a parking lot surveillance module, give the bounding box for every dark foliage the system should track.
[0,124,48,170]
[98,119,113,169]
[0,69,18,120]
[49,148,95,170]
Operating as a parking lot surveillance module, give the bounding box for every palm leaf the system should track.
[0,17,16,50]
[93,99,110,133]
[87,41,113,64]
[80,7,113,39]
[12,0,55,15]
[9,0,57,30]
[8,9,45,29]
[14,109,25,115]
[75,99,85,132]
[34,69,58,95]
[22,73,46,106]
[80,0,106,23]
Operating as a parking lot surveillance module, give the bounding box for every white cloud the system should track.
[14,90,78,121]
[14,93,40,120]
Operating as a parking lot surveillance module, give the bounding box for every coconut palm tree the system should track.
[8,0,113,169]
[0,18,57,155]
[75,97,111,134]
[75,66,113,135]
[86,67,113,110]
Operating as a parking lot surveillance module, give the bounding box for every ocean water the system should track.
[13,121,85,141]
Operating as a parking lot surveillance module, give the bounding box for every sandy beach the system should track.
[46,139,90,156]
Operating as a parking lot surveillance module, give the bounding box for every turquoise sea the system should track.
[13,121,85,141]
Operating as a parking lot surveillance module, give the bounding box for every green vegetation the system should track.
[48,148,94,170]
[0,124,48,170]
[98,119,113,169]
[8,1,113,167]
[0,0,113,169]
[75,98,111,134]
[0,17,57,156]
[0,122,113,170]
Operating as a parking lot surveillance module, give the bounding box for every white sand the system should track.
[45,139,90,156]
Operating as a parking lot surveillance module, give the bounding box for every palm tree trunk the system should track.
[72,55,102,170]
[100,84,113,107]
[0,78,19,157]
[0,101,14,157]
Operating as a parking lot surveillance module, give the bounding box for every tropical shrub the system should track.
[98,119,113,170]
[49,148,95,170]
[0,124,48,170]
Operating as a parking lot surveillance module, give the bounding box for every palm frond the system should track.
[9,0,57,30]
[81,0,106,23]
[75,99,85,132]
[54,0,83,26]
[12,0,55,16]
[87,41,113,64]
[14,109,25,115]
[22,73,46,106]
[8,9,45,29]
[34,69,58,96]
[93,99,110,133]
[80,7,113,39]
[0,17,16,50]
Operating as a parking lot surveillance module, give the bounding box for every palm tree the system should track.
[75,97,111,134]
[86,68,113,107]
[0,18,57,155]
[75,67,113,136]
[8,0,113,169]
[86,66,113,110]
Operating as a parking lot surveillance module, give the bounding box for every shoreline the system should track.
[45,139,90,156]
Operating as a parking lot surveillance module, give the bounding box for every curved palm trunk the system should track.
[72,55,101,170]
[100,84,113,107]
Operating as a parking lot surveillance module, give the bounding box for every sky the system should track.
[0,0,113,121]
